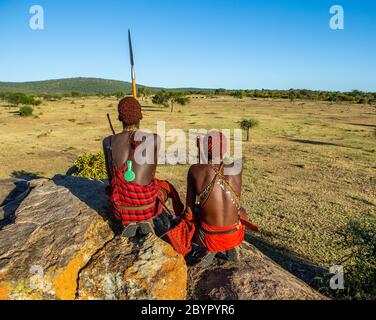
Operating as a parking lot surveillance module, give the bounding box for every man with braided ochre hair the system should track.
[103,97,183,239]
[166,131,259,267]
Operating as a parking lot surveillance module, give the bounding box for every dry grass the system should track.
[0,96,375,268]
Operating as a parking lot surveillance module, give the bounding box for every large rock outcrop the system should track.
[0,176,186,300]
[188,243,324,300]
[0,175,325,300]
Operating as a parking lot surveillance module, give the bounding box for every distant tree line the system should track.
[1,88,375,105]
[211,88,376,105]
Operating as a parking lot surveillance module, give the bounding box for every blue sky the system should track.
[0,0,375,91]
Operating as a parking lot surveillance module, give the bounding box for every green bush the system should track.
[70,91,82,97]
[72,152,107,180]
[115,92,125,99]
[2,92,41,106]
[231,90,244,99]
[19,106,34,117]
[320,217,376,300]
[341,217,376,299]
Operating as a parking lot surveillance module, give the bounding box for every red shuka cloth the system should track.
[157,180,184,215]
[167,211,196,256]
[110,163,183,225]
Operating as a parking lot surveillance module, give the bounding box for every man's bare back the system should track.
[103,131,160,185]
[186,162,243,227]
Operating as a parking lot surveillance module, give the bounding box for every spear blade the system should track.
[128,29,135,68]
[128,29,137,98]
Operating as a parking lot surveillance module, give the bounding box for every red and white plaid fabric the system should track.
[110,164,163,225]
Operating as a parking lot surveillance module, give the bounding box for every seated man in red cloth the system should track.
[103,97,183,240]
[167,131,258,267]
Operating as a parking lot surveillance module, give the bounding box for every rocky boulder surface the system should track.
[0,176,186,300]
[0,175,325,300]
[188,243,324,300]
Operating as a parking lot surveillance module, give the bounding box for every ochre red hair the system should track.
[118,97,143,125]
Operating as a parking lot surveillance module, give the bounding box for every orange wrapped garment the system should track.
[198,220,244,252]
[167,213,259,256]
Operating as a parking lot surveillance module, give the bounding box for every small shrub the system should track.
[240,118,259,141]
[342,217,376,298]
[71,92,82,97]
[72,152,107,180]
[319,217,376,300]
[19,106,33,117]
[231,90,244,99]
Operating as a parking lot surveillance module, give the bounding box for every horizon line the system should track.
[0,77,375,94]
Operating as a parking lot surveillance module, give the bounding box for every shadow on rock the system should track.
[52,175,121,234]
[188,242,327,300]
[52,175,108,215]
[11,170,43,181]
[247,233,327,289]
[0,178,30,229]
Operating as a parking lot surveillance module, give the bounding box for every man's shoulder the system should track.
[188,164,208,176]
[135,131,161,145]
[102,135,112,146]
[134,130,159,138]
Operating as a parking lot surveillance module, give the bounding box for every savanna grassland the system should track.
[0,96,375,276]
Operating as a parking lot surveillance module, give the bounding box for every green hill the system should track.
[0,78,159,95]
[0,77,213,95]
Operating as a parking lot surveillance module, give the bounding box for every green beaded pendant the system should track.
[124,160,136,182]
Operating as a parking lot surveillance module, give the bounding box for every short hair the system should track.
[198,130,228,163]
[118,97,143,125]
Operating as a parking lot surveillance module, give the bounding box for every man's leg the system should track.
[152,210,172,237]
[186,226,217,268]
[225,246,240,262]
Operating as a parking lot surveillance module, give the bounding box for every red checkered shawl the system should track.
[110,163,163,226]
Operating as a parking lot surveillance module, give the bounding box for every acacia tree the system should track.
[152,91,170,107]
[288,91,296,103]
[152,91,190,112]
[138,87,152,101]
[240,118,259,142]
[169,92,190,112]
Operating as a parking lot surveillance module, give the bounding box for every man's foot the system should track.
[139,221,155,236]
[122,223,139,238]
[225,247,240,262]
[193,252,216,268]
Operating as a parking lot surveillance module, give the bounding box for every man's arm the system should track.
[185,167,197,216]
[102,136,113,183]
